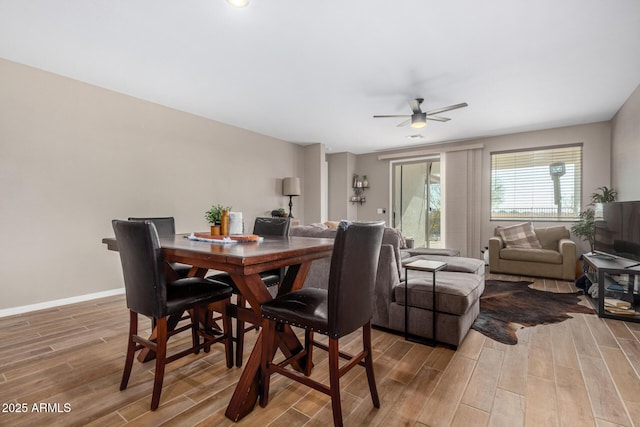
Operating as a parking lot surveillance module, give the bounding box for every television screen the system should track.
[594,201,640,262]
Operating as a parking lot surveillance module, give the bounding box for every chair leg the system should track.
[222,299,234,368]
[328,337,344,427]
[150,316,168,411]
[189,308,200,354]
[235,294,246,367]
[304,329,314,376]
[204,300,234,368]
[120,310,138,391]
[363,322,380,408]
[260,319,276,408]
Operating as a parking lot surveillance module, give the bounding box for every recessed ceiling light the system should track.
[226,0,251,7]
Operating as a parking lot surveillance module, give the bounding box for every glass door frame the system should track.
[389,156,441,248]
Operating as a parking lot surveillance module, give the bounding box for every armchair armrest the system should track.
[558,238,576,256]
[559,238,577,279]
[488,236,504,270]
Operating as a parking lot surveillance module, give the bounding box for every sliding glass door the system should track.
[393,159,441,248]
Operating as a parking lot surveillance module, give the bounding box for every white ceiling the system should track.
[1,0,639,154]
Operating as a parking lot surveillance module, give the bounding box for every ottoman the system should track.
[389,255,485,347]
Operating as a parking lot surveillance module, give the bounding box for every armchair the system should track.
[489,224,576,281]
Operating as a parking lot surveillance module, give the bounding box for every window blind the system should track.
[491,144,582,220]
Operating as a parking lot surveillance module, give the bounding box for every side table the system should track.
[404,259,447,345]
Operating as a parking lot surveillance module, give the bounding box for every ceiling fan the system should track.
[373,98,468,129]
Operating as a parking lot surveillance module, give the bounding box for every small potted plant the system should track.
[205,204,232,235]
[590,186,617,204]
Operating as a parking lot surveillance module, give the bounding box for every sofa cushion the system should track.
[402,255,484,275]
[500,247,563,264]
[535,226,570,250]
[399,250,413,261]
[497,222,542,249]
[395,271,484,316]
[404,248,461,257]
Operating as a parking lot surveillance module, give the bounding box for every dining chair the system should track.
[128,217,192,280]
[259,221,384,427]
[207,216,291,367]
[112,219,234,411]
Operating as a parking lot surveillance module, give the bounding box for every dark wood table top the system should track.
[102,233,334,274]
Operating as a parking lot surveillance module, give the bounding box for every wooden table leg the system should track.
[224,322,306,421]
[225,265,313,421]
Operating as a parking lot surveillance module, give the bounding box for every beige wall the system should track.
[611,83,640,201]
[327,152,357,221]
[349,151,394,225]
[0,59,305,310]
[302,143,327,224]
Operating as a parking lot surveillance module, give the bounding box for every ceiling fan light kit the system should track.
[411,113,427,128]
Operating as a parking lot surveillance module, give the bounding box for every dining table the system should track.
[102,232,334,421]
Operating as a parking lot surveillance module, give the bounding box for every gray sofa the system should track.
[290,224,485,347]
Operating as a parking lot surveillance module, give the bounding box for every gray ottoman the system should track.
[390,256,485,347]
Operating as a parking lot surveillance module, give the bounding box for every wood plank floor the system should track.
[1,273,639,426]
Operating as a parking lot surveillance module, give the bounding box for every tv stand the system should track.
[583,253,640,323]
[590,251,616,260]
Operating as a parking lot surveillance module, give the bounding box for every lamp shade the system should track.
[283,177,301,196]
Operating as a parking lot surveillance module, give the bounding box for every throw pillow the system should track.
[535,226,569,250]
[498,222,543,249]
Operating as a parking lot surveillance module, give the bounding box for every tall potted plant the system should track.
[571,186,616,252]
[571,208,596,252]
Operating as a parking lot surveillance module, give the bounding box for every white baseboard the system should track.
[0,288,126,318]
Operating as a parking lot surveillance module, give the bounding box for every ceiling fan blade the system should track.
[425,102,468,116]
[426,116,451,122]
[396,119,411,127]
[408,98,423,114]
[373,114,410,118]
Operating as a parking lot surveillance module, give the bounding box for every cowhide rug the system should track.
[471,280,595,345]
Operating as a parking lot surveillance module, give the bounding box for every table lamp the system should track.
[282,177,301,218]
